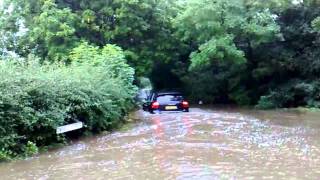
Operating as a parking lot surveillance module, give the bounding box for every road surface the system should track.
[1,107,320,179]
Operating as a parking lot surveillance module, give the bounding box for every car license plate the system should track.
[165,106,177,110]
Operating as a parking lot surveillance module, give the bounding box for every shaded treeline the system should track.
[1,0,320,106]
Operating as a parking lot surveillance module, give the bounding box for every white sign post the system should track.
[56,122,84,134]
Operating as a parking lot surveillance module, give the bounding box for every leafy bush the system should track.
[0,148,14,162]
[25,141,39,157]
[256,91,293,109]
[257,80,320,109]
[312,17,320,31]
[0,44,137,160]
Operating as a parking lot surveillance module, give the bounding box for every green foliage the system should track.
[174,0,280,105]
[0,151,12,162]
[25,141,39,157]
[0,44,137,159]
[31,0,78,61]
[312,17,320,32]
[1,0,181,77]
[175,0,279,68]
[253,4,320,109]
[171,0,320,109]
[257,80,320,109]
[1,1,320,163]
[189,36,245,70]
[257,91,293,109]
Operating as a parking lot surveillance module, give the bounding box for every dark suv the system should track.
[142,91,189,113]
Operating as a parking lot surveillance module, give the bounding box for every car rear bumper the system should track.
[150,108,189,113]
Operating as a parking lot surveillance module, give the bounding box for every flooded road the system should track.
[1,107,320,179]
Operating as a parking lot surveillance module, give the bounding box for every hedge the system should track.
[0,44,137,160]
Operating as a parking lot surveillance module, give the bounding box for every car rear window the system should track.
[156,94,183,104]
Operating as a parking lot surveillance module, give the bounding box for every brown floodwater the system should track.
[1,107,320,179]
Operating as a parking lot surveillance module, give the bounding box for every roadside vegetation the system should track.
[0,44,137,161]
[0,0,320,159]
[175,0,320,109]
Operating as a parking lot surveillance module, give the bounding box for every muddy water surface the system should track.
[1,108,320,179]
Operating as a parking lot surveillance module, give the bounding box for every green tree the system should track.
[0,1,22,58]
[31,0,79,61]
[174,0,280,104]
[175,0,280,68]
[255,3,320,108]
[1,0,181,77]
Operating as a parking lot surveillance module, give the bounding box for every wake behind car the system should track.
[143,91,189,113]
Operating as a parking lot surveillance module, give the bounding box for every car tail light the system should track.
[151,102,160,109]
[182,101,189,108]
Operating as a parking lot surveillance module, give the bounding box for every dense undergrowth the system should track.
[0,44,137,161]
